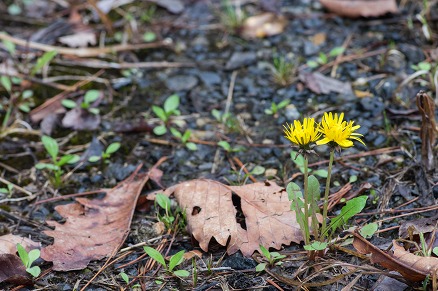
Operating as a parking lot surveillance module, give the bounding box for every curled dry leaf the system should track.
[416,91,438,171]
[241,13,287,39]
[162,179,302,257]
[319,0,398,18]
[352,231,438,281]
[41,166,152,271]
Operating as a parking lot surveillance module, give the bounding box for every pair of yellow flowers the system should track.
[283,112,365,149]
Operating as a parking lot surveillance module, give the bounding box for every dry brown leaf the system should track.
[241,13,287,39]
[0,234,41,254]
[352,231,438,281]
[0,254,31,285]
[299,72,353,95]
[41,166,151,271]
[416,91,438,171]
[319,0,398,18]
[163,179,302,256]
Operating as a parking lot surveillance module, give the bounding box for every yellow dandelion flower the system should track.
[316,112,365,148]
[283,117,321,148]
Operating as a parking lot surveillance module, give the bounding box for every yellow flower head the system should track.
[283,117,321,148]
[316,112,365,148]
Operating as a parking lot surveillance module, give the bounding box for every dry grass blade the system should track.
[415,91,438,170]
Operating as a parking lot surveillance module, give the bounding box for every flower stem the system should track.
[320,150,334,238]
[303,157,310,245]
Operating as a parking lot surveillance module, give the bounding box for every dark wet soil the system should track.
[1,0,437,290]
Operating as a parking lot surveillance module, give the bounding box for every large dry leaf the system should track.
[352,231,438,281]
[416,91,438,171]
[320,0,398,18]
[163,179,302,256]
[41,167,151,271]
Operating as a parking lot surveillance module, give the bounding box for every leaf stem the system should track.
[303,156,310,244]
[321,150,334,238]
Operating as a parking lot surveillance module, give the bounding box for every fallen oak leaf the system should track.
[352,231,438,281]
[0,254,32,285]
[0,234,41,255]
[319,0,398,18]
[41,165,153,271]
[162,179,303,257]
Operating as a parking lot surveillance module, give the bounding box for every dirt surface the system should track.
[0,0,438,290]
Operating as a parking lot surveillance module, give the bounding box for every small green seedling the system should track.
[152,94,181,135]
[16,243,41,278]
[290,151,328,178]
[0,182,13,196]
[120,272,129,284]
[255,245,286,272]
[61,90,101,115]
[307,47,344,68]
[155,193,175,229]
[271,56,295,86]
[89,142,121,163]
[219,0,246,32]
[35,136,80,187]
[31,50,58,76]
[143,247,189,277]
[218,141,245,153]
[411,61,432,72]
[359,223,378,239]
[265,99,290,116]
[170,128,197,151]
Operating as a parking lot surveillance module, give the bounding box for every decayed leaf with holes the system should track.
[416,91,438,171]
[352,231,438,281]
[41,167,152,271]
[320,0,398,18]
[163,179,302,256]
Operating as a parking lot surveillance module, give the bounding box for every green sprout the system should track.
[170,128,197,151]
[88,142,121,163]
[61,90,101,115]
[217,141,245,153]
[35,136,80,187]
[271,56,296,86]
[152,94,181,135]
[255,245,286,272]
[17,243,41,278]
[265,99,290,116]
[143,247,189,278]
[306,47,344,69]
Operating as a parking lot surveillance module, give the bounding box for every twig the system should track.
[0,176,34,197]
[331,34,352,78]
[0,32,172,57]
[224,70,238,123]
[55,59,196,69]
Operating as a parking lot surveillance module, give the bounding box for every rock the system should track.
[166,75,198,91]
[225,51,257,70]
[284,104,300,120]
[198,71,221,86]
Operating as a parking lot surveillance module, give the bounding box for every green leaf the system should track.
[255,263,266,272]
[88,156,101,163]
[120,272,129,284]
[417,62,431,71]
[84,90,100,104]
[329,47,345,57]
[61,99,77,109]
[270,252,286,260]
[41,135,59,162]
[308,175,321,201]
[312,169,328,178]
[164,94,180,114]
[8,4,21,15]
[286,182,303,203]
[170,127,182,139]
[143,246,166,267]
[152,106,167,121]
[304,241,327,251]
[26,266,41,277]
[318,52,328,64]
[359,222,378,238]
[329,196,368,233]
[349,175,358,183]
[57,154,78,167]
[181,130,191,143]
[31,50,57,76]
[3,39,16,55]
[251,165,265,176]
[173,270,190,277]
[433,247,438,256]
[168,250,185,272]
[290,151,305,173]
[0,188,8,194]
[16,243,29,267]
[186,142,197,151]
[153,125,167,135]
[277,99,290,109]
[106,142,121,155]
[22,90,33,99]
[155,193,171,212]
[35,163,58,171]
[88,108,100,115]
[211,109,222,121]
[264,108,273,115]
[27,249,40,265]
[218,141,231,151]
[143,32,157,42]
[1,75,12,93]
[306,60,319,68]
[259,245,271,260]
[19,104,31,113]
